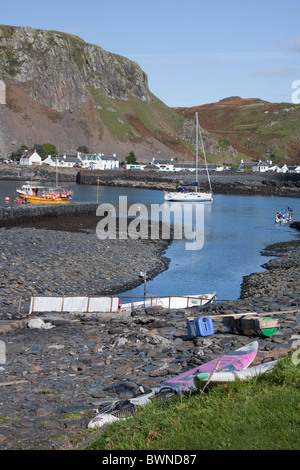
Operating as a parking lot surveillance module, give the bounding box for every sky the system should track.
[1,0,300,107]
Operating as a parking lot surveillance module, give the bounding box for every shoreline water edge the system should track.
[0,165,300,198]
[0,170,299,450]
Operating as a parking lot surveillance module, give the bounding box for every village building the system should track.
[79,153,119,170]
[152,158,174,172]
[42,154,80,167]
[239,159,273,172]
[41,152,119,169]
[267,164,281,172]
[19,150,42,166]
[252,160,273,172]
[287,165,300,173]
[79,154,101,169]
[125,163,145,170]
[58,154,79,167]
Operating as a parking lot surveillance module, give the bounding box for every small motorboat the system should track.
[275,208,293,224]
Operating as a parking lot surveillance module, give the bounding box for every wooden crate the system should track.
[223,315,279,337]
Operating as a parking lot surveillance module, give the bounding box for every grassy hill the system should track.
[176,97,300,165]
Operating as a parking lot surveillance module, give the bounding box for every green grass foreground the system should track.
[84,355,300,451]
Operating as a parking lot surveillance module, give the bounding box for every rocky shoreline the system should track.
[0,206,299,450]
[0,209,172,319]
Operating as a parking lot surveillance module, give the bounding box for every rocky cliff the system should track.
[0,25,238,163]
[0,25,149,112]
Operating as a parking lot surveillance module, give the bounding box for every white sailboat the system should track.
[164,112,213,202]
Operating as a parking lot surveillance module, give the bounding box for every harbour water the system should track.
[1,179,299,300]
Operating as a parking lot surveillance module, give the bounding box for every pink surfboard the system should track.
[88,341,258,428]
[152,341,258,394]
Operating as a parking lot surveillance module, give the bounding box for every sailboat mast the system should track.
[195,112,198,190]
[198,115,212,194]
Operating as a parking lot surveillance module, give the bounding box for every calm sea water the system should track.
[1,179,299,300]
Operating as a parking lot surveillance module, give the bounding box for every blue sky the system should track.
[1,0,300,107]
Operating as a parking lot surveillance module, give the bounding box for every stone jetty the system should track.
[0,204,299,450]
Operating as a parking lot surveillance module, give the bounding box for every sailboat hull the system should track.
[164,191,213,202]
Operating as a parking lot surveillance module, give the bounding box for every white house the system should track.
[79,153,119,170]
[57,154,79,167]
[79,154,102,169]
[267,165,281,172]
[100,154,119,170]
[239,159,273,172]
[20,150,42,166]
[289,165,300,173]
[152,158,174,172]
[252,160,273,172]
[42,154,80,167]
[278,164,289,173]
[126,163,145,170]
[42,155,56,166]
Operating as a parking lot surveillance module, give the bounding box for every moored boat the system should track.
[164,112,213,203]
[16,184,73,204]
[164,186,213,202]
[275,207,293,224]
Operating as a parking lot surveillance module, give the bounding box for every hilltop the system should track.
[176,97,300,165]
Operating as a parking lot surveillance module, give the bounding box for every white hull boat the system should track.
[164,112,213,203]
[119,292,217,312]
[275,208,293,224]
[164,191,213,202]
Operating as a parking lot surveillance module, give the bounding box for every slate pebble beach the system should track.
[0,207,299,450]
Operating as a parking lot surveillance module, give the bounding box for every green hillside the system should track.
[176,97,300,165]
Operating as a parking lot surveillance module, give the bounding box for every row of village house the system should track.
[19,151,120,170]
[15,150,300,173]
